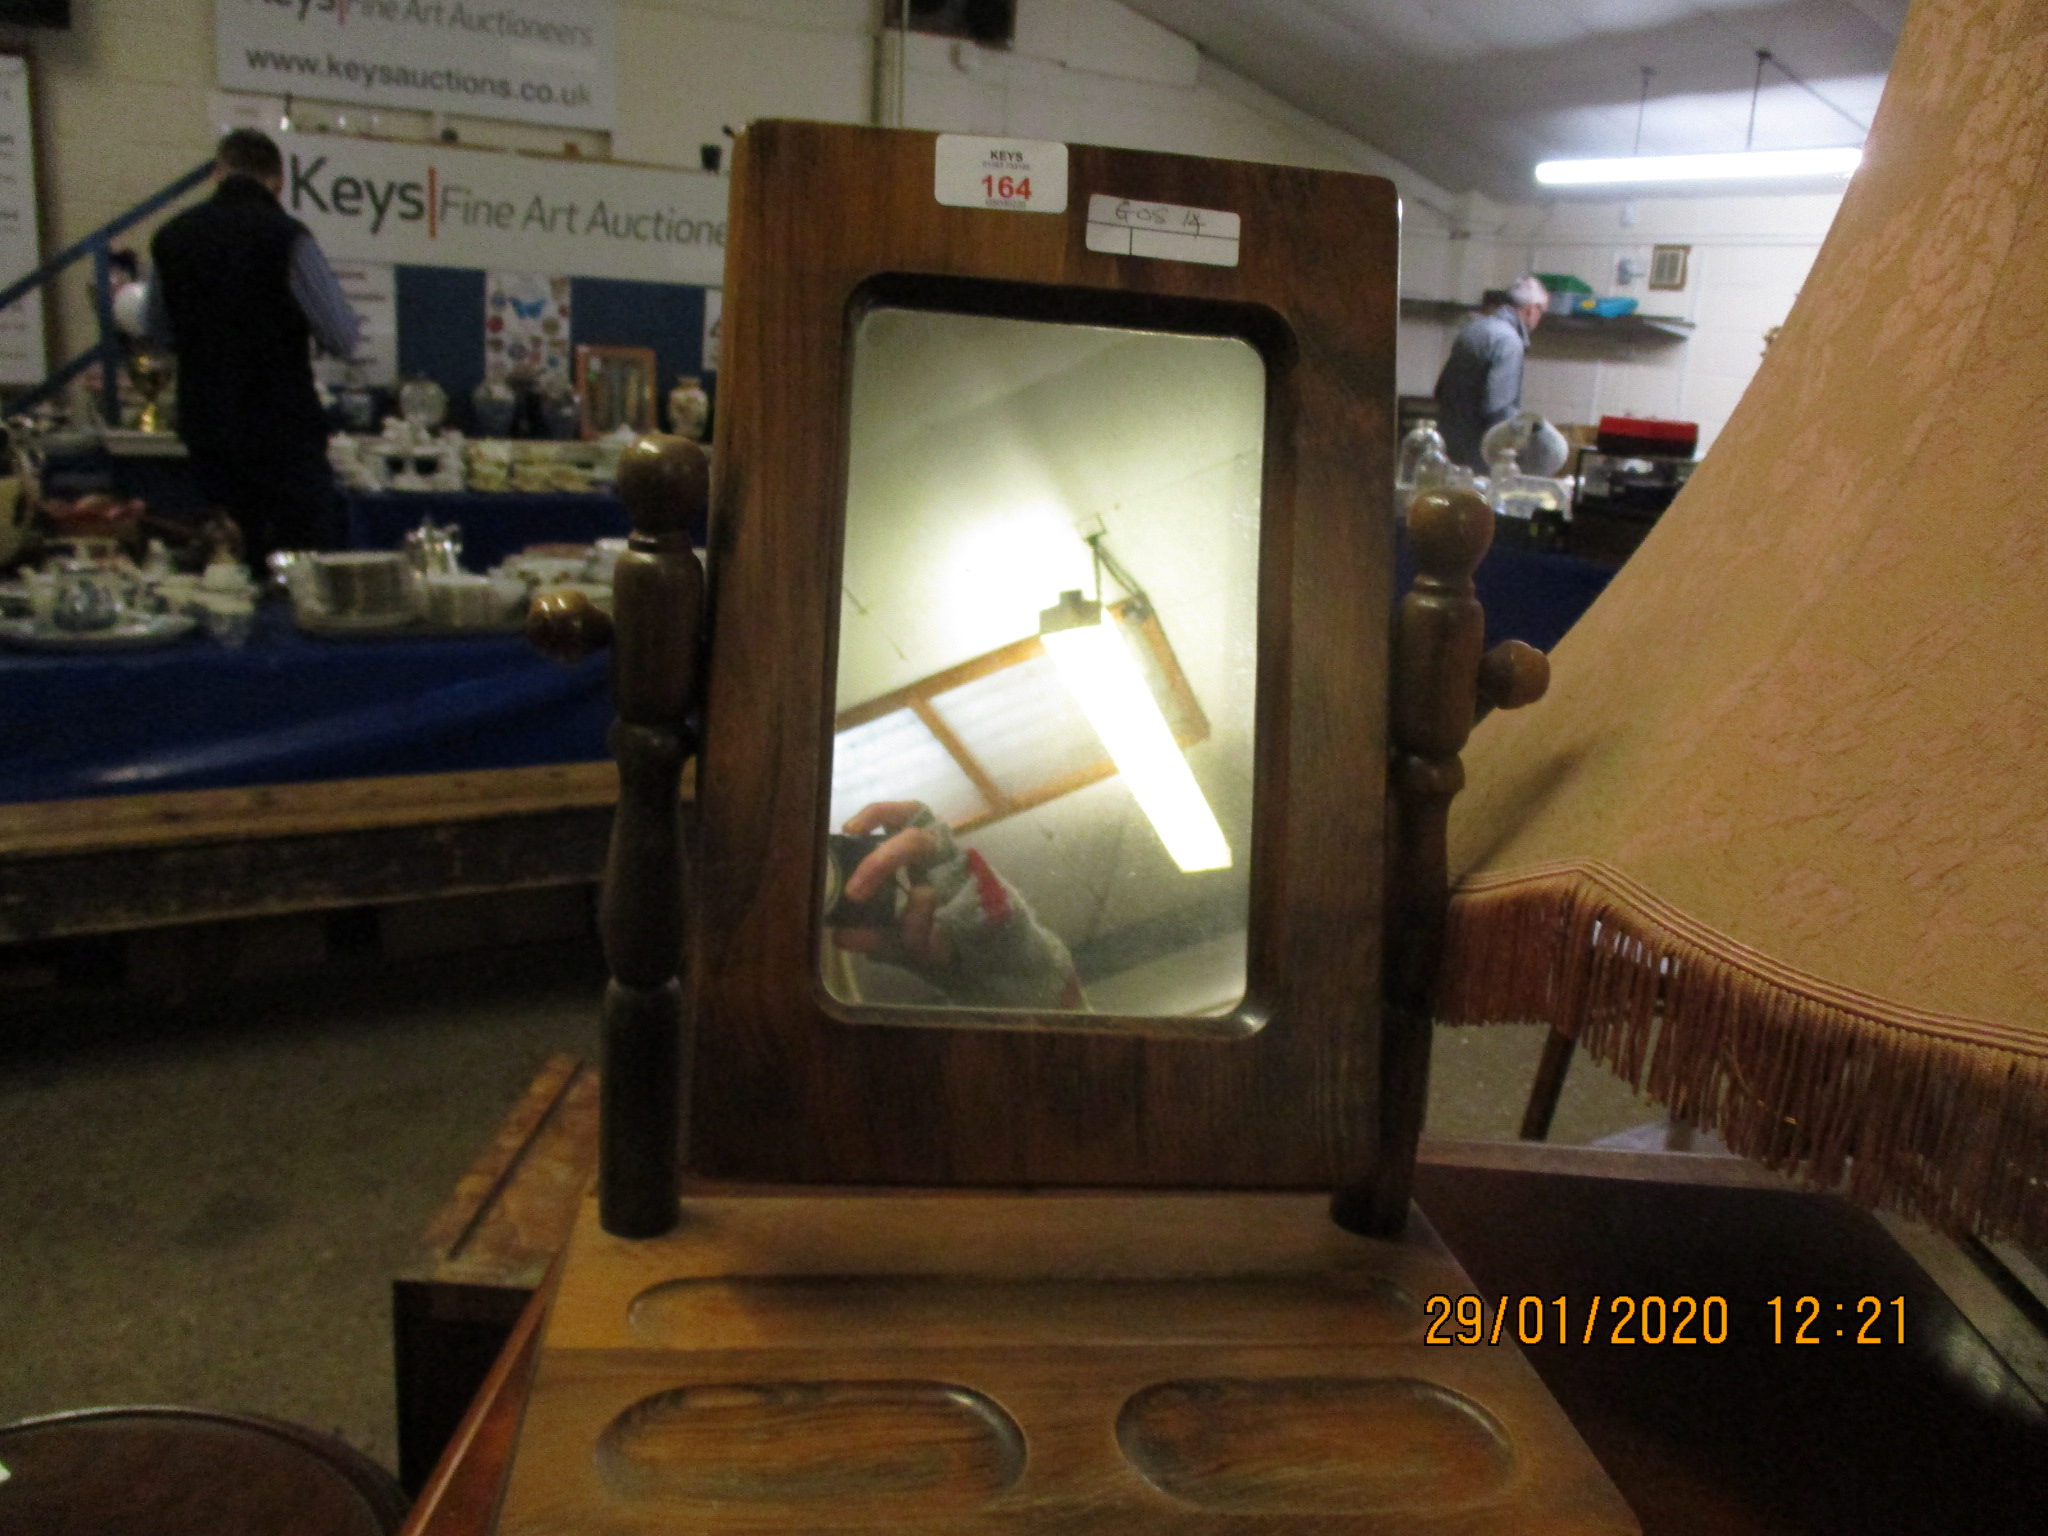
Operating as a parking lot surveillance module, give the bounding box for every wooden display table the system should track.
[0,763,619,944]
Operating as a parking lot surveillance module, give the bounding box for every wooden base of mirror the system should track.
[493,1192,1636,1534]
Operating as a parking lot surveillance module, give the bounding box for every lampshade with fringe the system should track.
[1441,0,2048,1246]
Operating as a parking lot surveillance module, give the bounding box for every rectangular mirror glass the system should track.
[821,307,1265,1019]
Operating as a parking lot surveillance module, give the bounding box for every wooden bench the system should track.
[0,763,618,947]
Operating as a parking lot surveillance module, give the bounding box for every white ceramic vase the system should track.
[668,376,710,441]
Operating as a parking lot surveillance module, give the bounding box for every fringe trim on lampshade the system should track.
[1439,861,2048,1247]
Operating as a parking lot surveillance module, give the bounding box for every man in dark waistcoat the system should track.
[146,129,359,564]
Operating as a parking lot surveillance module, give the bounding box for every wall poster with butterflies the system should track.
[485,271,574,386]
[393,267,714,438]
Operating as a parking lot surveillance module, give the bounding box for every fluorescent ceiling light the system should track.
[1039,597,1231,874]
[1535,147,1861,186]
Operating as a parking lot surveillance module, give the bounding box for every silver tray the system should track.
[0,613,198,652]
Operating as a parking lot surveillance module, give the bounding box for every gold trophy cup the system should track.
[125,349,172,434]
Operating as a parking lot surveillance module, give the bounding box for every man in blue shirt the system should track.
[145,130,360,562]
[1434,275,1548,471]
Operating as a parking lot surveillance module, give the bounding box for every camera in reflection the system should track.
[821,832,908,928]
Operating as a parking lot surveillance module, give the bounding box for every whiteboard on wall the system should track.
[0,54,46,388]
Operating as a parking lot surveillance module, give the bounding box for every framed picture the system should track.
[574,344,657,440]
[1649,244,1690,290]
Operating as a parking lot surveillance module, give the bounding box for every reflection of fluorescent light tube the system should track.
[1535,147,1861,186]
[1039,594,1232,873]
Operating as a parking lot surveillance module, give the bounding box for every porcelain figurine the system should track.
[667,375,710,441]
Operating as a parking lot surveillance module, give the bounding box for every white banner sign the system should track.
[0,55,46,387]
[278,133,727,286]
[216,0,616,131]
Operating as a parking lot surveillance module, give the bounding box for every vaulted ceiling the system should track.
[1120,0,1907,200]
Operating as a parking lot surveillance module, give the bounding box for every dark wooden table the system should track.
[1416,1144,2048,1536]
[394,1119,2048,1536]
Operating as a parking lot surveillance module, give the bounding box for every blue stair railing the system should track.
[0,160,212,424]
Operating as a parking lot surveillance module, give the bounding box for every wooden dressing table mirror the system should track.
[506,121,1631,1535]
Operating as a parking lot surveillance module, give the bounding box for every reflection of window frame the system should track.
[834,598,1209,833]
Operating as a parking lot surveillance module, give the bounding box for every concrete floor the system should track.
[0,932,603,1473]
[0,924,1653,1478]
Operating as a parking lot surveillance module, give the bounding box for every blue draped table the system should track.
[343,490,633,571]
[1394,524,1615,653]
[0,604,610,805]
[1,525,1608,808]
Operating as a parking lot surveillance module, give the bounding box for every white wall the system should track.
[1399,190,1845,453]
[4,0,631,360]
[610,1,874,170]
[2,0,1826,454]
[3,0,1459,369]
[893,0,1457,219]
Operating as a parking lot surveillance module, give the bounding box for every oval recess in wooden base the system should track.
[595,1379,1026,1513]
[1117,1376,1516,1512]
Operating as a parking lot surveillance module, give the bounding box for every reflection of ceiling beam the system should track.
[908,696,1011,820]
[834,600,1209,836]
[837,631,1038,732]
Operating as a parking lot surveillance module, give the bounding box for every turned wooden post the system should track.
[532,435,707,1237]
[1334,488,1548,1236]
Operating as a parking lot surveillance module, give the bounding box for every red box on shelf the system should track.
[1596,415,1699,459]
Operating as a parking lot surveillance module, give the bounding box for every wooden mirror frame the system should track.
[690,122,1399,1195]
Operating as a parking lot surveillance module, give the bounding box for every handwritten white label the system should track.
[1085,193,1241,267]
[934,135,1069,214]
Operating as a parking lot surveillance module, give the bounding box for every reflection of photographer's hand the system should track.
[833,801,955,967]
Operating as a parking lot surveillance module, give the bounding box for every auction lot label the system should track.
[217,0,617,131]
[934,135,1069,214]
